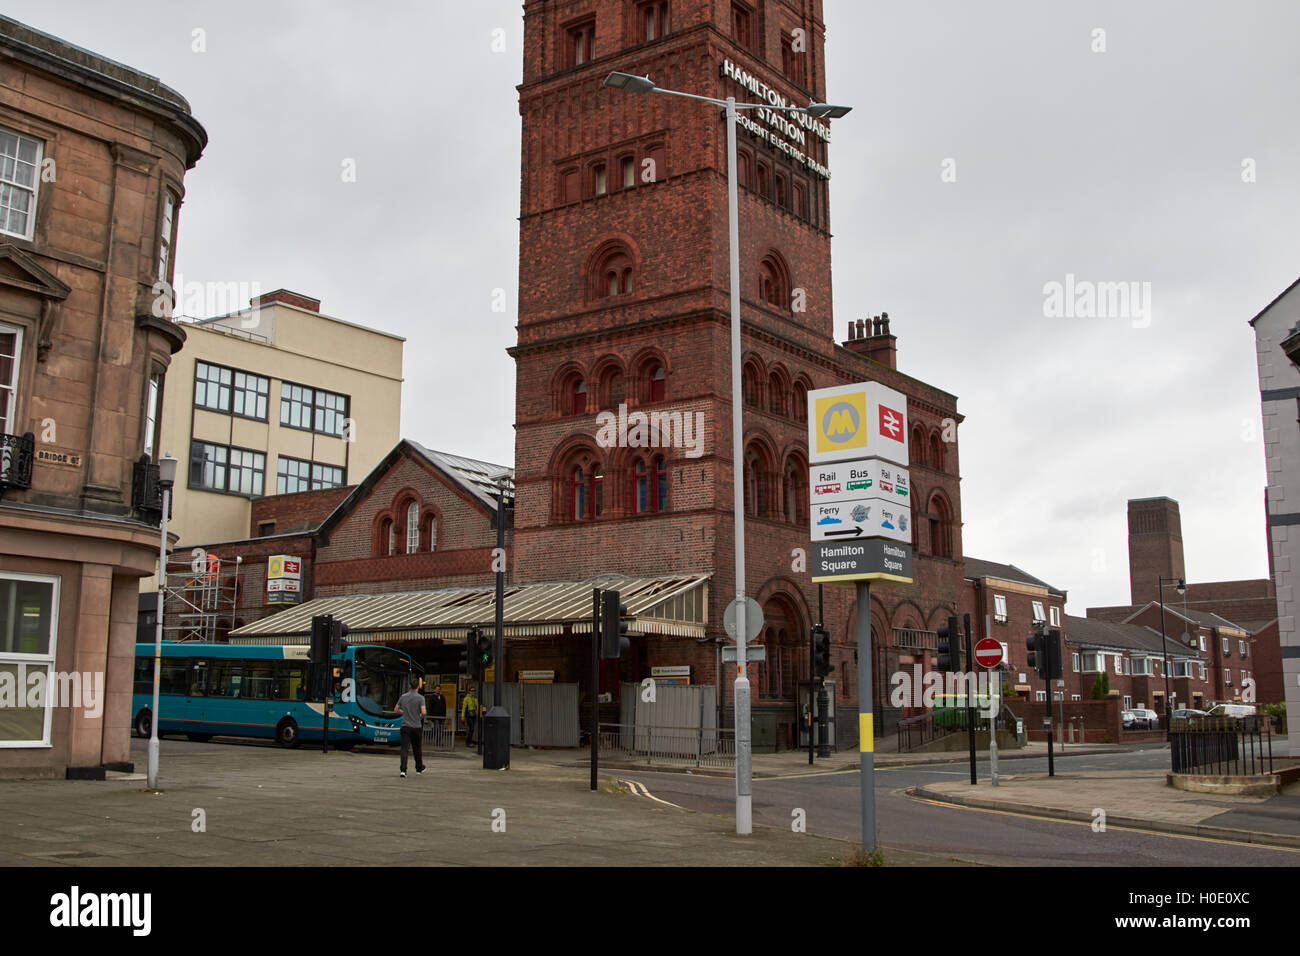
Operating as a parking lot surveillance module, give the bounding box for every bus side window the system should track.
[189,661,208,697]
[133,658,152,696]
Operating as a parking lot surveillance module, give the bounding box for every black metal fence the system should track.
[1169,716,1273,776]
[897,704,1012,753]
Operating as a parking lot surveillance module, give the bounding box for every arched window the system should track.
[759,253,790,310]
[569,463,603,521]
[744,446,769,517]
[633,456,669,514]
[406,501,419,553]
[572,379,587,414]
[737,150,753,189]
[930,432,945,472]
[386,520,395,556]
[793,381,807,421]
[378,516,393,557]
[768,372,786,416]
[911,426,927,467]
[929,494,954,558]
[607,371,625,407]
[649,366,665,402]
[635,459,648,514]
[742,363,761,407]
[423,513,438,552]
[783,459,807,525]
[589,242,636,300]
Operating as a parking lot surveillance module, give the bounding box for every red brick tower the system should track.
[1127,497,1186,606]
[510,0,965,746]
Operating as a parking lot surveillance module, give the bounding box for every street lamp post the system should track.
[603,71,849,835]
[1157,575,1186,738]
[147,453,177,790]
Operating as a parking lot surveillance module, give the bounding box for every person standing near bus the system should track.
[394,676,427,778]
[461,688,480,747]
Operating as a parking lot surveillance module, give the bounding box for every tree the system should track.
[1090,671,1110,700]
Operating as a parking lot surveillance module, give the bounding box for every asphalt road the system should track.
[619,749,1300,866]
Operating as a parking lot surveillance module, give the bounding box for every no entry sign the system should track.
[974,638,1003,669]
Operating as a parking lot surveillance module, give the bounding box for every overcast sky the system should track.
[12,1,1298,615]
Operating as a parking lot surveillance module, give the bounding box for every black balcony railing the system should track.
[0,431,34,490]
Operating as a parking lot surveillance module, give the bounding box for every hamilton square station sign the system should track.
[719,59,833,180]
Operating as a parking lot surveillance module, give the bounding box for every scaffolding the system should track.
[159,554,242,643]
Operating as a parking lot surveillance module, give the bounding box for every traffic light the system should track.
[811,625,831,680]
[476,630,494,674]
[310,615,330,666]
[329,619,349,658]
[600,590,630,659]
[1026,626,1047,680]
[460,628,479,680]
[1044,628,1063,680]
[936,615,960,672]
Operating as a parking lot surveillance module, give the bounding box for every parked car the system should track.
[1122,708,1160,730]
[1207,703,1256,718]
[1170,708,1207,719]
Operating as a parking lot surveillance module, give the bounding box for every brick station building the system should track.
[213,0,971,751]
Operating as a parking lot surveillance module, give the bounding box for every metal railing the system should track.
[421,716,456,752]
[1169,716,1273,776]
[897,703,1012,753]
[1,431,34,490]
[892,627,936,650]
[598,723,735,769]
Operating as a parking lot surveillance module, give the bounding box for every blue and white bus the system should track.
[132,642,421,748]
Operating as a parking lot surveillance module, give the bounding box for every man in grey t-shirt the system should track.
[394,676,427,777]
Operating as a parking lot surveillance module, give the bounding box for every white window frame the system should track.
[0,321,23,436]
[1239,640,1248,657]
[1049,606,1061,627]
[1114,654,1123,674]
[1031,601,1045,623]
[1123,696,1133,710]
[1132,658,1153,676]
[0,128,43,241]
[1081,652,1102,673]
[157,188,177,281]
[1224,668,1231,685]
[1198,635,1206,652]
[0,571,60,748]
[1071,694,1081,702]
[1222,636,1230,655]
[406,501,419,553]
[1072,652,1080,672]
[1035,690,1046,702]
[993,594,1007,623]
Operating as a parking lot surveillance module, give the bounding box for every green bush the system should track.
[1090,672,1110,699]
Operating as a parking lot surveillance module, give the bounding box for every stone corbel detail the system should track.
[37,296,61,362]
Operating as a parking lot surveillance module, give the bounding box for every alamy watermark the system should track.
[595,403,705,458]
[0,666,103,718]
[1043,273,1152,328]
[889,666,998,718]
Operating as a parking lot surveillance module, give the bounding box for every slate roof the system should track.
[963,557,1066,597]
[1066,615,1198,658]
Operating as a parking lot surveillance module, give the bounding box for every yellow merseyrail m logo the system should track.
[815,392,868,455]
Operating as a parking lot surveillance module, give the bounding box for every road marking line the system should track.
[908,796,1300,854]
[620,778,684,810]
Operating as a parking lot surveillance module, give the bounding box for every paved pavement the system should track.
[0,738,930,867]
[914,769,1300,849]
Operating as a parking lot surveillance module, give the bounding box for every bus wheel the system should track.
[134,709,151,738]
[276,718,301,749]
[186,733,213,743]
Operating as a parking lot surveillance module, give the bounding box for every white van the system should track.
[1207,703,1256,718]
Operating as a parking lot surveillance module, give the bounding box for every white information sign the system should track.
[812,498,911,544]
[810,459,910,509]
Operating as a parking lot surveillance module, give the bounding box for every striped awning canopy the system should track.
[229,573,710,644]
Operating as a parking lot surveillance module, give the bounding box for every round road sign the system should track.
[974,638,1003,669]
[723,598,764,642]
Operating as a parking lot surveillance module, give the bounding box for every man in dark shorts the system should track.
[394,676,427,778]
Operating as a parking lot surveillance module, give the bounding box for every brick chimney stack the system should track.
[251,289,321,313]
[842,312,898,369]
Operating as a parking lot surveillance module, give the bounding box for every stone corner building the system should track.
[0,16,205,777]
[509,0,965,748]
